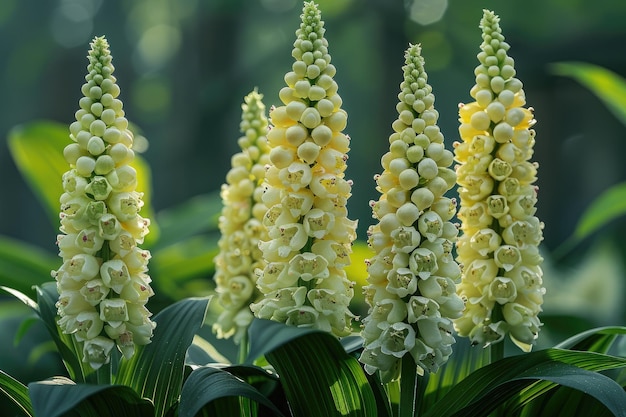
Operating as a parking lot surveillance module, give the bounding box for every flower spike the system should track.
[53,36,155,369]
[213,89,271,342]
[454,10,545,351]
[359,44,463,382]
[251,1,357,337]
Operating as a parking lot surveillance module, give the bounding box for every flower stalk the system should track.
[251,1,357,337]
[359,43,463,385]
[454,10,545,354]
[53,36,155,371]
[213,88,271,346]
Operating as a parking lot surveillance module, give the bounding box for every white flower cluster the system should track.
[213,89,271,343]
[454,10,545,351]
[251,1,357,337]
[53,36,155,369]
[359,44,464,382]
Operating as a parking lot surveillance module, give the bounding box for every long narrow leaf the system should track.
[28,376,153,417]
[35,282,90,382]
[550,62,626,126]
[423,349,626,417]
[249,319,379,417]
[115,296,211,417]
[0,370,34,417]
[556,326,626,352]
[178,366,284,417]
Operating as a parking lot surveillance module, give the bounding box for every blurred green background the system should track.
[2,0,626,397]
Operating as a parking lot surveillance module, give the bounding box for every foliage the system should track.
[1,4,626,417]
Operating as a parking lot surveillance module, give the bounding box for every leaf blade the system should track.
[0,370,34,417]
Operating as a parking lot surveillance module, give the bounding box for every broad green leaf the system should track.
[8,121,68,226]
[7,121,159,245]
[153,192,222,250]
[115,297,211,417]
[28,376,153,417]
[0,370,34,417]
[178,366,284,417]
[150,235,218,301]
[423,349,626,417]
[550,62,626,126]
[0,235,57,297]
[249,319,380,417]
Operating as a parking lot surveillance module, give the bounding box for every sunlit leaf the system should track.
[423,349,626,417]
[178,365,284,417]
[7,121,159,245]
[248,319,381,417]
[0,370,34,417]
[551,62,626,126]
[29,376,153,417]
[556,326,626,353]
[115,297,211,417]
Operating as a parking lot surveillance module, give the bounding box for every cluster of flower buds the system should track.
[250,1,357,337]
[213,89,271,343]
[53,36,155,369]
[358,44,464,382]
[453,10,545,351]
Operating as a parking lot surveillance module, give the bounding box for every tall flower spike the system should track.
[358,44,463,382]
[53,36,155,369]
[213,89,271,343]
[454,10,545,351]
[251,1,357,337]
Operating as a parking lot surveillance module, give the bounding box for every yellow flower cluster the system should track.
[251,1,357,337]
[53,36,155,369]
[359,44,463,381]
[213,89,271,343]
[454,10,545,351]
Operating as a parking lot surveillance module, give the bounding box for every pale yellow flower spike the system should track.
[358,44,463,383]
[53,36,155,370]
[251,1,357,337]
[453,10,545,351]
[213,89,271,343]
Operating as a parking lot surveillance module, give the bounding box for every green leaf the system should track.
[153,192,222,250]
[550,62,626,126]
[420,336,489,413]
[423,349,626,417]
[0,370,34,417]
[8,121,68,226]
[150,235,218,301]
[7,121,159,245]
[561,182,626,251]
[28,376,153,417]
[115,297,211,417]
[178,366,284,417]
[249,319,380,417]
[0,235,58,297]
[35,282,90,382]
[556,326,626,353]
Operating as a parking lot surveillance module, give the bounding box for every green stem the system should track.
[238,331,250,364]
[398,355,419,417]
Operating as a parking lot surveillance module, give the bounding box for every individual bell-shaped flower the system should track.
[453,10,545,351]
[213,89,271,343]
[358,44,464,382]
[53,36,155,368]
[251,1,357,337]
